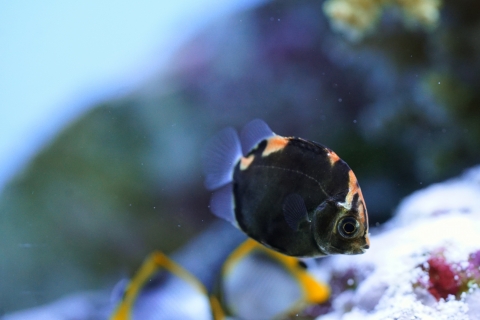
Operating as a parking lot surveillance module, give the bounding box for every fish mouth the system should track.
[354,243,370,254]
[356,242,370,254]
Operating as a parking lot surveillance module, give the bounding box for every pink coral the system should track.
[425,256,461,300]
[417,249,480,301]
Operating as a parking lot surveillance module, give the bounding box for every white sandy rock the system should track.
[316,165,480,320]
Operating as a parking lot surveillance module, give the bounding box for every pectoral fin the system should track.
[283,194,310,231]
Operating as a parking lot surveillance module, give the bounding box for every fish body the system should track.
[203,119,370,257]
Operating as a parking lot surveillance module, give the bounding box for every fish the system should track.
[110,251,225,320]
[216,238,330,319]
[110,239,329,320]
[203,119,370,257]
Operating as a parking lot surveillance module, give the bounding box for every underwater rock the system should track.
[315,165,480,319]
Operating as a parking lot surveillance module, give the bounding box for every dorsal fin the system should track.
[239,119,275,155]
[202,127,242,191]
[283,194,310,231]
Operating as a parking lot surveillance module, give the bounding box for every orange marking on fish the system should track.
[240,155,255,170]
[262,136,288,157]
[326,149,341,166]
[345,170,359,204]
[346,170,368,229]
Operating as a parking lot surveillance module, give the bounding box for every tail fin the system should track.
[202,127,242,191]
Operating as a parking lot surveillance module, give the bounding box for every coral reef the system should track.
[414,248,480,302]
[323,0,441,39]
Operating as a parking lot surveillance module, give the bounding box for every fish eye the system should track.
[338,217,359,238]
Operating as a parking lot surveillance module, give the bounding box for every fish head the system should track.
[312,195,370,256]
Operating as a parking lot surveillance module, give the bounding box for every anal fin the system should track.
[210,183,238,227]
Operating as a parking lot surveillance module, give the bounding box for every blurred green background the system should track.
[2,0,480,314]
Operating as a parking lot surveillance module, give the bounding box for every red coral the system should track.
[416,249,480,302]
[426,256,460,300]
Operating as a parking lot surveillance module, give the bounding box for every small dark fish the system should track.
[203,119,370,257]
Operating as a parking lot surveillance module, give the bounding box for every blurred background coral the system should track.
[1,0,480,315]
